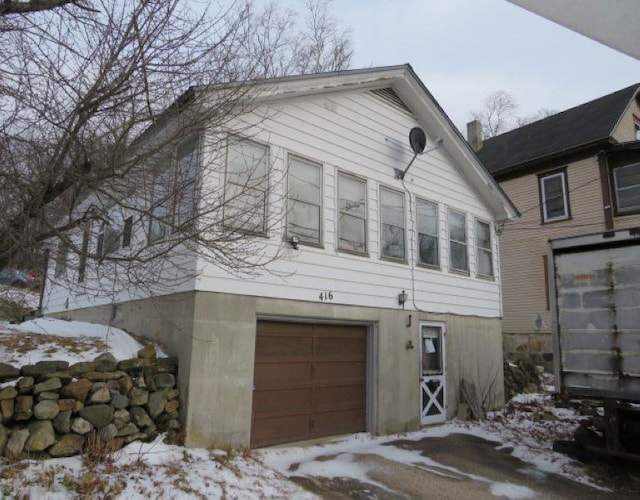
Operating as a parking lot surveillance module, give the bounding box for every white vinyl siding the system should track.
[380,186,405,260]
[43,88,504,319]
[475,219,493,278]
[540,171,569,222]
[287,156,322,245]
[338,172,367,254]
[417,199,439,268]
[448,209,468,273]
[612,162,640,213]
[224,137,269,234]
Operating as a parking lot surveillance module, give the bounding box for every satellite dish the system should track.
[409,127,426,154]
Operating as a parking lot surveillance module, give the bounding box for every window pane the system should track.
[418,234,438,266]
[421,326,442,375]
[417,200,437,235]
[542,174,567,220]
[288,201,320,244]
[614,164,640,211]
[224,184,266,232]
[227,140,268,187]
[339,175,366,218]
[380,188,404,226]
[448,211,466,242]
[338,213,366,252]
[382,224,405,259]
[478,248,493,277]
[450,241,468,272]
[289,157,321,204]
[475,221,491,249]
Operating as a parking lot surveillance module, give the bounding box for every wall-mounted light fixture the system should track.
[289,235,299,250]
[406,340,414,350]
[398,290,408,309]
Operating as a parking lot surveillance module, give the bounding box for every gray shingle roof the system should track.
[476,83,640,175]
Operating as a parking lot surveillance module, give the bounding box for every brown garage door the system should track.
[251,321,367,448]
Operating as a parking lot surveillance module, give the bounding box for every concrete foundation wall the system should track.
[50,292,504,449]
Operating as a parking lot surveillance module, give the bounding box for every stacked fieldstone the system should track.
[0,345,179,459]
[503,359,542,400]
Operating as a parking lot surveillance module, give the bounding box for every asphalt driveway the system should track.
[261,433,639,499]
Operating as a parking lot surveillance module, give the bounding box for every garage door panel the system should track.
[254,362,312,386]
[253,388,312,413]
[256,335,313,358]
[314,361,365,381]
[313,408,365,436]
[315,337,366,358]
[251,414,310,448]
[252,321,367,448]
[314,385,365,410]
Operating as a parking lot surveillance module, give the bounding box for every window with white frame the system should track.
[97,219,121,257]
[611,162,640,214]
[448,209,468,273]
[417,199,439,267]
[539,170,569,222]
[54,241,68,278]
[173,139,199,229]
[338,172,367,254]
[475,219,494,278]
[77,226,89,283]
[380,186,405,260]
[224,137,269,234]
[287,156,322,245]
[149,137,200,242]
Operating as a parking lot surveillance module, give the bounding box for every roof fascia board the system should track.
[393,69,519,221]
[609,88,640,137]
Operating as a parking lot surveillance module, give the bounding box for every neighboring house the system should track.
[42,65,517,449]
[473,83,640,367]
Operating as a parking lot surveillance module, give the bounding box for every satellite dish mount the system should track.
[395,127,442,179]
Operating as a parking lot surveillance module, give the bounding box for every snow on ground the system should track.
[0,317,605,498]
[1,435,315,499]
[0,287,40,311]
[0,317,163,366]
[258,394,604,497]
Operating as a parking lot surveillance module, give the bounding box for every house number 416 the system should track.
[318,291,334,301]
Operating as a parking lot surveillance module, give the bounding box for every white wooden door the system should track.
[420,323,446,425]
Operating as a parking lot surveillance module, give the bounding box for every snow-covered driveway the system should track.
[259,431,615,499]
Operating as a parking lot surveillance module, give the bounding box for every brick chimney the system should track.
[467,120,483,151]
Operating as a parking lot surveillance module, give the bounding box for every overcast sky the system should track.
[256,0,640,134]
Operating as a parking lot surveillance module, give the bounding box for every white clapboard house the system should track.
[42,65,518,448]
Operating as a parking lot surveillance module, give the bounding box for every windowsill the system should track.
[613,208,640,217]
[337,248,369,258]
[380,256,408,265]
[417,263,441,272]
[476,274,495,281]
[449,268,470,277]
[541,215,571,225]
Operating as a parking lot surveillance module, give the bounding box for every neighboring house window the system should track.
[149,137,200,242]
[78,226,89,283]
[287,156,322,245]
[539,170,570,222]
[448,209,468,273]
[380,186,405,260]
[475,219,494,278]
[224,137,269,234]
[417,199,439,268]
[611,162,640,214]
[337,172,367,254]
[54,241,68,278]
[634,115,640,140]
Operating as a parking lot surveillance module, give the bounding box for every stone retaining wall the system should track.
[503,360,542,401]
[0,345,179,459]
